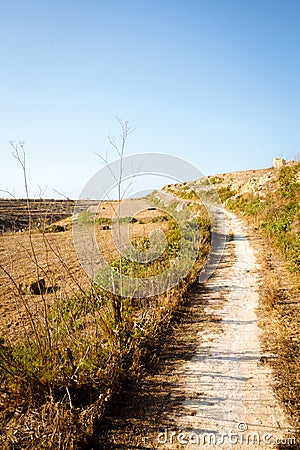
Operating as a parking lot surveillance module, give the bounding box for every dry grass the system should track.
[251,236,300,443]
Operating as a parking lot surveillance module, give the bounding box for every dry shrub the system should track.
[261,273,285,309]
[258,255,300,439]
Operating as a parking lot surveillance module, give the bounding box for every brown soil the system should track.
[0,229,90,339]
[0,200,170,339]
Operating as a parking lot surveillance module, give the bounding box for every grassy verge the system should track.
[258,253,300,434]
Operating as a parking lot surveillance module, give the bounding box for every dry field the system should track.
[0,199,170,339]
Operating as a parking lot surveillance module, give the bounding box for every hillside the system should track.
[164,159,299,272]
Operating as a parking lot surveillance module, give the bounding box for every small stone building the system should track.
[273,158,286,169]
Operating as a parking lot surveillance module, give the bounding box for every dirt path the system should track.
[160,210,295,448]
[97,209,295,449]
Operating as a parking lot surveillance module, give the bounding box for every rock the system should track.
[19,278,46,295]
[45,224,66,232]
[29,279,46,294]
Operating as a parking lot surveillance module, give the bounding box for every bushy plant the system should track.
[209,176,224,184]
[217,186,236,202]
[97,217,111,225]
[278,162,300,199]
[77,209,95,225]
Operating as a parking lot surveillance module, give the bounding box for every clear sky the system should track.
[1,0,300,198]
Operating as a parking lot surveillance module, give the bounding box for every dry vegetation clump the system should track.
[0,196,210,449]
[258,257,300,431]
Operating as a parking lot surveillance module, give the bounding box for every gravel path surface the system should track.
[161,210,294,449]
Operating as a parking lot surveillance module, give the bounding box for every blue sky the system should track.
[1,0,300,198]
